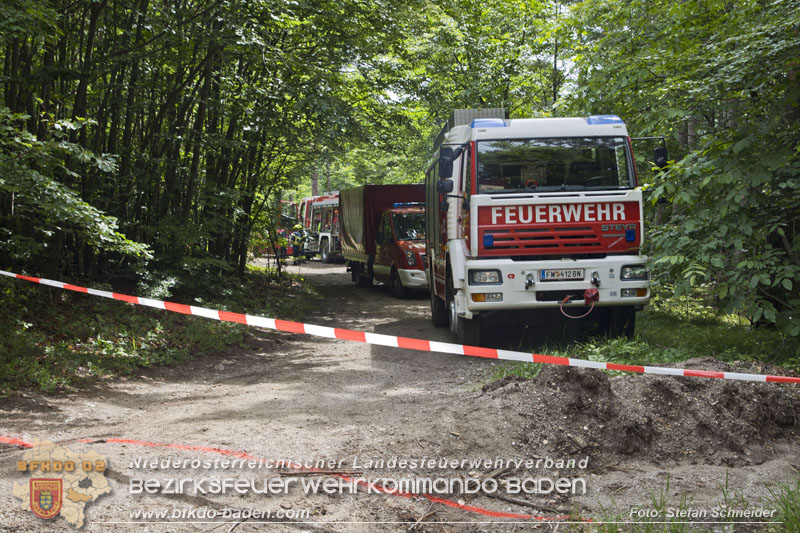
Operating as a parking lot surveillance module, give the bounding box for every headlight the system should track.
[469,269,502,285]
[405,250,416,266]
[621,265,649,280]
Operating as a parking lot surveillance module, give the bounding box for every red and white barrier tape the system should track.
[2,270,798,384]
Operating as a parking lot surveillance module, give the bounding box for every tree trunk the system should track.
[183,50,215,222]
[72,0,106,147]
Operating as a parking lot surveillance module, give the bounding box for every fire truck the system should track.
[340,185,428,298]
[298,192,341,262]
[426,109,667,345]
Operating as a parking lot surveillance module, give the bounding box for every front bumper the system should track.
[463,255,649,311]
[398,268,428,289]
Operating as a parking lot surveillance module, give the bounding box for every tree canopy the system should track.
[1,0,797,334]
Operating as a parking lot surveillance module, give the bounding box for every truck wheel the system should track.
[391,268,407,299]
[320,240,330,263]
[430,278,448,327]
[447,273,481,345]
[603,306,636,339]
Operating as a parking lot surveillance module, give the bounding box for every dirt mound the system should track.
[485,358,799,468]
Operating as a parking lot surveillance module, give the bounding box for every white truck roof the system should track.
[443,115,630,145]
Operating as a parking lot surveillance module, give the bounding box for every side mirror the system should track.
[437,179,454,193]
[438,145,464,179]
[439,148,453,178]
[654,147,668,169]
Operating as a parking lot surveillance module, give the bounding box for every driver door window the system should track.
[382,214,393,243]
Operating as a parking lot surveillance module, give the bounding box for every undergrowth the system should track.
[490,286,799,383]
[0,266,319,394]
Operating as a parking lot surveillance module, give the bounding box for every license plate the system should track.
[540,269,585,281]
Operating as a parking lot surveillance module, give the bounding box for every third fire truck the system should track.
[426,109,667,345]
[298,192,341,262]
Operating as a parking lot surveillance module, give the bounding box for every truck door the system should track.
[426,161,446,295]
[374,211,393,282]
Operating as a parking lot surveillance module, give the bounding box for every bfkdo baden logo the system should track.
[13,440,110,528]
[30,478,64,518]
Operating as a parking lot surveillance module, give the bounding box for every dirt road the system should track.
[2,262,798,532]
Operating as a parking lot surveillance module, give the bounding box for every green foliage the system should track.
[0,108,150,264]
[489,361,543,381]
[0,270,319,393]
[302,0,567,194]
[770,478,800,531]
[3,0,798,342]
[391,0,561,117]
[562,0,800,336]
[491,297,800,383]
[0,0,420,283]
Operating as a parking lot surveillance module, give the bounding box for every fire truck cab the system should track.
[426,109,663,346]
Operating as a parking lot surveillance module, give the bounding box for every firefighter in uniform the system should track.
[290,224,307,264]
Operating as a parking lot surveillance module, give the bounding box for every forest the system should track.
[1,0,798,336]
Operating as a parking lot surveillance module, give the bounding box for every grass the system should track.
[0,266,319,394]
[490,288,799,383]
[589,476,695,533]
[769,478,800,532]
[575,473,799,532]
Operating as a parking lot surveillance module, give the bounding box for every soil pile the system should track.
[484,358,799,468]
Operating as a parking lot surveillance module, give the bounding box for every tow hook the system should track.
[525,273,535,290]
[584,288,599,306]
[559,289,599,319]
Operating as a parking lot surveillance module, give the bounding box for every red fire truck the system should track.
[340,185,428,298]
[298,192,341,262]
[426,109,667,345]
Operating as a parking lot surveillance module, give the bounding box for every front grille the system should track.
[483,226,601,252]
[535,290,586,302]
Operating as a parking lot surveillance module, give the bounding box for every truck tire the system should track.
[602,306,636,339]
[390,268,407,299]
[430,277,448,327]
[447,272,481,345]
[320,240,330,263]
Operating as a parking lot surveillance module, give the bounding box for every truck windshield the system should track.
[393,213,425,241]
[476,137,634,193]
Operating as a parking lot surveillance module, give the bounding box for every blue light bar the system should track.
[483,234,494,248]
[587,114,624,125]
[392,202,424,207]
[471,118,506,128]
